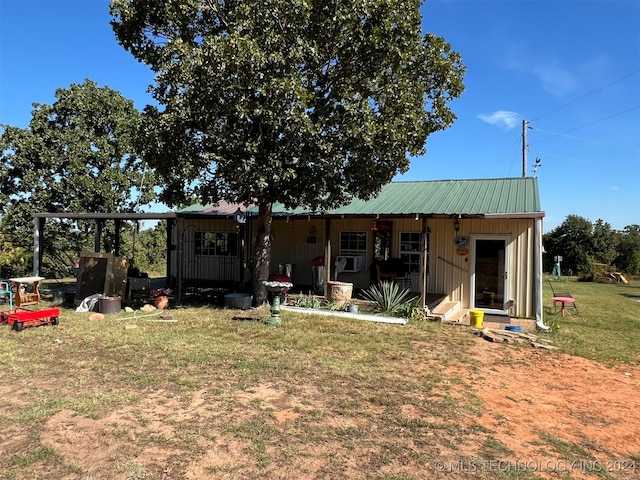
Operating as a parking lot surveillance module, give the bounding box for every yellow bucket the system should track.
[469,309,484,328]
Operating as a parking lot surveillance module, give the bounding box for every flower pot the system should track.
[327,281,353,306]
[154,295,169,310]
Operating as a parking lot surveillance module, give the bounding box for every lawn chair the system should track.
[548,279,579,314]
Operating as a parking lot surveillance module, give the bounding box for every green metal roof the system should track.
[181,177,543,218]
[274,177,542,217]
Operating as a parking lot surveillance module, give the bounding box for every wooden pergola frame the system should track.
[31,212,177,277]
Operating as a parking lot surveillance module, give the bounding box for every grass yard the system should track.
[0,279,638,479]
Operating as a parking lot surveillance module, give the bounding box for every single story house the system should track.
[171,177,547,326]
[30,177,547,328]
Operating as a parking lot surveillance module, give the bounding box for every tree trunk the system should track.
[251,201,273,306]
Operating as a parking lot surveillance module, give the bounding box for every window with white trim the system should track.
[400,232,421,273]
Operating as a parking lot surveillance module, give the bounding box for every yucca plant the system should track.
[361,281,416,316]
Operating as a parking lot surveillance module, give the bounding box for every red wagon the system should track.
[1,280,60,331]
[1,307,60,331]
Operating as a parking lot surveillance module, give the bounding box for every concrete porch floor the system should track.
[444,311,537,332]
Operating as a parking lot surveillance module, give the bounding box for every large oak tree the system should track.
[110,0,465,303]
[0,80,156,275]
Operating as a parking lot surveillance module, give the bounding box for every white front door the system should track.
[470,235,510,314]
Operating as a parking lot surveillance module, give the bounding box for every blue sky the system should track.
[1,0,638,232]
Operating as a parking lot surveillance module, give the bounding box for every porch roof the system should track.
[180,177,543,218]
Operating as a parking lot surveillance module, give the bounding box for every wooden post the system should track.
[94,220,103,252]
[420,217,429,309]
[114,219,121,257]
[324,218,331,298]
[33,216,45,276]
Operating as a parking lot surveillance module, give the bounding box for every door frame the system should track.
[469,234,511,314]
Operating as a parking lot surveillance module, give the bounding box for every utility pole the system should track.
[522,119,528,177]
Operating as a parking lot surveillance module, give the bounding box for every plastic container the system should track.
[469,309,484,328]
[224,293,253,310]
[312,265,325,293]
[99,295,122,314]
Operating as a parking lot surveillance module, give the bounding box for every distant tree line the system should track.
[543,215,640,278]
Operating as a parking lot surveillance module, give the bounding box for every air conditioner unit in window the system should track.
[336,255,366,272]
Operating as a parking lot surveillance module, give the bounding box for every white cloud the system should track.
[477,110,520,130]
[533,63,577,96]
[504,44,578,97]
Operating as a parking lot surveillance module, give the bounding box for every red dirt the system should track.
[2,337,638,479]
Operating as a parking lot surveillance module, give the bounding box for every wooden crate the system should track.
[74,252,127,304]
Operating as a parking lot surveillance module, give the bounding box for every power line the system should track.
[529,105,640,147]
[529,127,602,145]
[530,70,640,122]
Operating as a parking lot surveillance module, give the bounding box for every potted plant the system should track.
[151,288,171,310]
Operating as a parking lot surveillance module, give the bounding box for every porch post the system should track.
[114,219,121,257]
[33,216,45,276]
[166,218,174,287]
[94,219,103,252]
[420,217,428,309]
[176,217,184,304]
[323,218,331,298]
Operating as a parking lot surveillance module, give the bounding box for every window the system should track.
[400,232,421,273]
[195,232,238,256]
[340,231,367,255]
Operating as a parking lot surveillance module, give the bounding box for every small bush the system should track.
[361,281,416,316]
[292,293,322,309]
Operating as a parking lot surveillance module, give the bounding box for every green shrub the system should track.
[361,281,416,316]
[292,293,322,309]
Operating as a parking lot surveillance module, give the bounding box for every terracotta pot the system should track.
[153,295,169,310]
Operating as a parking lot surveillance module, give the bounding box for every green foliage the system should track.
[110,0,465,303]
[615,225,640,276]
[0,80,158,274]
[291,293,322,309]
[111,0,464,210]
[544,215,640,276]
[395,296,428,322]
[361,281,416,316]
[118,221,167,276]
[0,225,30,278]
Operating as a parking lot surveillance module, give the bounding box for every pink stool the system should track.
[553,296,575,317]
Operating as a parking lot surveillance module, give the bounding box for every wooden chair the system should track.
[0,281,14,310]
[376,264,397,283]
[548,280,578,314]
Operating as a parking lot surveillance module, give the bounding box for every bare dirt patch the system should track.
[1,336,638,479]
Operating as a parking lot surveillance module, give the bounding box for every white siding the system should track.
[176,215,537,318]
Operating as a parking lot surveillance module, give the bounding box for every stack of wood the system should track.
[474,327,557,350]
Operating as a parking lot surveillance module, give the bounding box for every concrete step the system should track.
[444,308,469,325]
[430,300,459,322]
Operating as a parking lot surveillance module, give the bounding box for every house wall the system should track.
[176,215,536,318]
[268,218,327,285]
[269,216,536,318]
[175,218,245,283]
[426,217,535,318]
[269,217,424,287]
